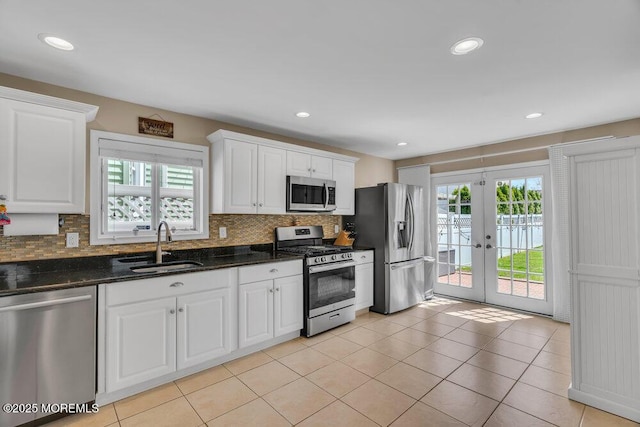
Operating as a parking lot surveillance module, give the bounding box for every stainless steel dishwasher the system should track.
[0,287,96,427]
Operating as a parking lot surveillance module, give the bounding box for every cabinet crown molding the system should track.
[208,129,359,163]
[0,86,99,122]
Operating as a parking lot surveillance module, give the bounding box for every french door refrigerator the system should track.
[351,183,427,314]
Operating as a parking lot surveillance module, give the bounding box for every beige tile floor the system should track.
[45,297,640,427]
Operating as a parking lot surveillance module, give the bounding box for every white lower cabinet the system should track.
[177,288,232,369]
[354,250,374,311]
[238,260,303,348]
[100,260,303,400]
[106,298,177,391]
[238,280,274,348]
[104,269,236,393]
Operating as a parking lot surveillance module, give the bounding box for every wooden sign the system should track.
[138,117,174,138]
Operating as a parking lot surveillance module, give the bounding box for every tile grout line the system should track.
[401,311,568,426]
[105,303,572,427]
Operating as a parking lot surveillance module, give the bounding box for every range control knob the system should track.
[314,257,322,264]
[321,257,327,262]
[346,253,352,259]
[331,255,337,260]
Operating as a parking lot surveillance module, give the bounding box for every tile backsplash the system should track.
[0,214,341,262]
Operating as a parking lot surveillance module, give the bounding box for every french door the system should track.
[432,165,553,315]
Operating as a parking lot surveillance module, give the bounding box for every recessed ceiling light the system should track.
[450,37,484,55]
[295,112,310,118]
[525,112,544,119]
[397,142,408,146]
[38,33,74,51]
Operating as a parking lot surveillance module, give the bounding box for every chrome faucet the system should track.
[156,221,173,264]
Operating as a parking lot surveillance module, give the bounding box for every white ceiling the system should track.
[1,0,639,160]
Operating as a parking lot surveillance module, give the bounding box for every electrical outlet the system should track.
[66,232,79,248]
[219,227,227,239]
[334,225,340,234]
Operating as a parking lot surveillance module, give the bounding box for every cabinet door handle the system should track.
[259,203,263,207]
[307,168,311,172]
[269,288,274,293]
[170,282,184,288]
[252,202,256,206]
[361,255,366,259]
[312,169,316,172]
[170,309,176,314]
[270,268,278,273]
[275,287,280,292]
[0,194,6,201]
[178,308,184,313]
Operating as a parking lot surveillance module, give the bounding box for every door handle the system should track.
[475,243,482,248]
[390,258,424,270]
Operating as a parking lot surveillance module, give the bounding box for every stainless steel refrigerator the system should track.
[351,183,428,314]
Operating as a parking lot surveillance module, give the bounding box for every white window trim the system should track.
[90,130,209,245]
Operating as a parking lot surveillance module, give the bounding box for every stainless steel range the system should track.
[275,226,356,336]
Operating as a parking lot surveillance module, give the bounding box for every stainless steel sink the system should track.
[130,261,203,274]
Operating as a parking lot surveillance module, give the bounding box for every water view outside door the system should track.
[436,178,545,297]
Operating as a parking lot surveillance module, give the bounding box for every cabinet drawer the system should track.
[238,260,302,284]
[106,268,236,306]
[353,250,374,265]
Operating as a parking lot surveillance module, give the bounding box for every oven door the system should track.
[307,261,356,317]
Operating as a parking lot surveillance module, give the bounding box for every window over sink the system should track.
[90,130,209,245]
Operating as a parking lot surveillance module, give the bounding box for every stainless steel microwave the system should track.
[287,176,337,212]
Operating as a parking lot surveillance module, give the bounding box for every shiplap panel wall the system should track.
[579,281,639,400]
[568,141,640,422]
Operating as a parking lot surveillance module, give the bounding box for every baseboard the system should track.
[569,386,640,423]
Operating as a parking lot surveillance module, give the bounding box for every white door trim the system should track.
[431,160,550,179]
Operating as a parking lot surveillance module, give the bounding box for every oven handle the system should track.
[308,261,356,273]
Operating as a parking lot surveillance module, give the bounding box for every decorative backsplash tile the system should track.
[0,214,341,262]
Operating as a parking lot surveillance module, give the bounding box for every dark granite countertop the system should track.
[0,245,303,297]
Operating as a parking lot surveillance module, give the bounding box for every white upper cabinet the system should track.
[332,159,355,215]
[257,145,287,214]
[286,151,312,177]
[286,152,333,179]
[0,87,98,213]
[208,130,357,215]
[212,138,286,214]
[222,139,258,213]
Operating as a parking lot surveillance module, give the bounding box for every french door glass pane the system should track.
[437,183,473,288]
[493,176,545,300]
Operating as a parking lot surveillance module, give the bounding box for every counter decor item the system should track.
[334,230,354,246]
[0,204,10,225]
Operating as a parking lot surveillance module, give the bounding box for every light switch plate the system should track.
[334,225,340,233]
[219,227,227,239]
[66,232,79,248]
